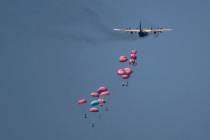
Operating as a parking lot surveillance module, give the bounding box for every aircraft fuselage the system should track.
[138,31,149,37]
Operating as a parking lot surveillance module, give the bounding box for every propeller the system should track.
[153,32,159,37]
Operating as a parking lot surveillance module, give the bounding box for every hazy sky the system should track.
[1,0,210,140]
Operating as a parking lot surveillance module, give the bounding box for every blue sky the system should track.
[1,0,210,140]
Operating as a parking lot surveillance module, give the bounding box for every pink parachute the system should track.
[98,98,106,105]
[124,67,133,75]
[98,98,106,106]
[117,68,126,75]
[97,86,108,93]
[89,107,99,112]
[99,91,109,97]
[90,92,99,97]
[130,53,137,60]
[78,99,87,104]
[117,67,133,79]
[119,55,128,62]
[121,74,130,79]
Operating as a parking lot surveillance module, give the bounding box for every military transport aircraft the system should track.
[113,21,172,37]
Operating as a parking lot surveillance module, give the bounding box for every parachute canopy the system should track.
[117,68,125,75]
[98,98,106,104]
[121,74,130,79]
[78,99,87,104]
[99,91,109,97]
[90,92,99,97]
[130,53,137,59]
[89,107,99,112]
[117,67,133,79]
[119,55,128,62]
[90,100,99,106]
[124,67,133,75]
[97,86,108,93]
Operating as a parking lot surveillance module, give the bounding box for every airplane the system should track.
[113,21,172,37]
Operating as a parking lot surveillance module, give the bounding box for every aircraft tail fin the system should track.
[139,21,142,31]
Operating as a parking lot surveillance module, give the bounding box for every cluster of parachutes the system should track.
[77,49,138,127]
[117,49,138,86]
[77,86,110,127]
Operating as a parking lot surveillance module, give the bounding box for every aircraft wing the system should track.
[143,28,173,32]
[113,28,141,32]
[113,28,173,33]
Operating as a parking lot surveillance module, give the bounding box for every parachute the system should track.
[90,92,99,97]
[78,99,87,104]
[129,49,138,66]
[97,86,108,93]
[98,98,106,104]
[121,74,130,79]
[89,107,99,112]
[124,67,133,75]
[99,91,109,97]
[119,55,128,62]
[117,67,132,81]
[117,68,126,75]
[90,100,100,106]
[130,53,137,59]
